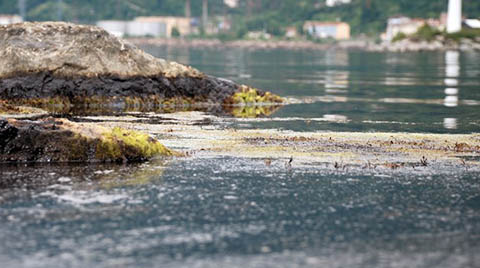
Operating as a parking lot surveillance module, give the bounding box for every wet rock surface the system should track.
[0,22,285,164]
[0,22,278,106]
[70,112,480,173]
[0,71,238,105]
[0,118,173,163]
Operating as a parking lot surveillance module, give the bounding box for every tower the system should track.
[447,0,462,33]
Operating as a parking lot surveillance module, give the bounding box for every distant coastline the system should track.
[128,37,480,52]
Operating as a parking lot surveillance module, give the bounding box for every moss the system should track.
[95,127,174,162]
[2,87,284,118]
[224,85,284,117]
[67,134,91,161]
[230,85,284,105]
[229,105,282,118]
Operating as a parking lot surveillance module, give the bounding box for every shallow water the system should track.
[1,48,480,267]
[1,158,480,267]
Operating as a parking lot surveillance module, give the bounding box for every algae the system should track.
[0,118,176,163]
[96,127,174,162]
[229,85,284,105]
[224,85,285,117]
[228,105,283,118]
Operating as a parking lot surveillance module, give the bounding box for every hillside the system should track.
[1,0,480,36]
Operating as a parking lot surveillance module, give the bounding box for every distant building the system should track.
[135,16,191,37]
[204,16,232,35]
[97,20,166,38]
[285,26,298,38]
[97,17,192,38]
[247,31,271,40]
[464,19,480,29]
[224,0,239,8]
[326,0,351,7]
[383,16,446,42]
[126,21,167,37]
[0,15,23,25]
[97,20,167,38]
[97,20,128,37]
[303,21,350,40]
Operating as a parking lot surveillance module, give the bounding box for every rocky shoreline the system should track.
[0,117,174,163]
[0,22,283,163]
[0,22,282,107]
[129,37,480,52]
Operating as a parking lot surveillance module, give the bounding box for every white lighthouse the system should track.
[447,0,462,33]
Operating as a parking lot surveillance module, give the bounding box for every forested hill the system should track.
[1,0,480,36]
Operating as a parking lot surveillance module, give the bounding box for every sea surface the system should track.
[1,47,479,267]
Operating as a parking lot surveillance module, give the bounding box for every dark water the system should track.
[1,48,480,267]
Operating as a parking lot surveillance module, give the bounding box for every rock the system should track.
[0,22,282,109]
[0,117,174,163]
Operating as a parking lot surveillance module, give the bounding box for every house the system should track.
[326,0,351,7]
[126,21,167,37]
[223,0,239,8]
[285,27,298,38]
[247,31,271,40]
[384,16,424,41]
[464,19,480,29]
[383,16,446,42]
[135,16,192,37]
[204,16,232,35]
[303,21,350,40]
[97,16,192,38]
[97,20,128,37]
[0,15,23,25]
[97,20,167,38]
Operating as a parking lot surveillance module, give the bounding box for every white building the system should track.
[326,0,351,7]
[224,0,238,8]
[97,20,167,38]
[464,19,480,29]
[0,15,23,25]
[304,21,351,40]
[383,16,446,42]
[384,16,425,42]
[126,21,167,37]
[96,21,128,37]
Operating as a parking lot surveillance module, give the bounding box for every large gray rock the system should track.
[0,22,253,106]
[0,22,200,79]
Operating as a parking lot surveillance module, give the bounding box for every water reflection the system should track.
[324,50,349,91]
[444,50,460,108]
[443,118,458,129]
[325,70,350,91]
[139,46,480,133]
[166,46,190,65]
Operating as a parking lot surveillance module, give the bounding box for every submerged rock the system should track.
[0,22,283,110]
[0,118,174,163]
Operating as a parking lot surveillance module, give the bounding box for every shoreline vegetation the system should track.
[129,37,480,52]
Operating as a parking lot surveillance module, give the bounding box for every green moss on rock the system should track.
[0,118,175,163]
[231,85,284,105]
[96,127,173,162]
